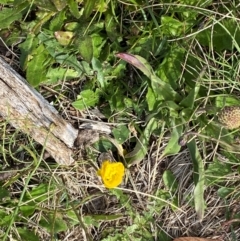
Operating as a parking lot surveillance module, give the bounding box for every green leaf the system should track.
[162,170,178,193]
[20,205,36,217]
[125,118,158,165]
[67,0,80,18]
[205,159,232,186]
[24,183,56,203]
[46,67,79,83]
[72,89,99,110]
[187,140,205,221]
[0,210,11,225]
[0,2,29,29]
[156,47,185,90]
[161,16,186,37]
[40,213,68,232]
[0,186,10,201]
[105,11,118,41]
[49,11,66,31]
[112,125,130,144]
[146,87,156,111]
[26,44,50,87]
[83,0,95,19]
[196,19,240,51]
[217,187,234,199]
[19,33,38,70]
[161,120,182,157]
[17,228,40,241]
[215,95,240,108]
[92,57,104,87]
[76,35,93,63]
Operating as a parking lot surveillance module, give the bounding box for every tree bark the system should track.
[0,57,78,165]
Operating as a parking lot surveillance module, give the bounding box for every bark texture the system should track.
[0,57,78,165]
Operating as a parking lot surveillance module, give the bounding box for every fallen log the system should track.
[0,57,78,165]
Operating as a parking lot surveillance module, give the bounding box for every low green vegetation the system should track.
[0,0,240,240]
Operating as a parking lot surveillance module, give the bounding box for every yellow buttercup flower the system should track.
[97,160,125,188]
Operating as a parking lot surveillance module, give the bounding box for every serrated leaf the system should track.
[72,89,99,110]
[187,140,205,221]
[49,11,66,31]
[46,67,79,83]
[26,44,50,87]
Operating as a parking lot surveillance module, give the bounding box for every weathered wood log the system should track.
[0,57,78,165]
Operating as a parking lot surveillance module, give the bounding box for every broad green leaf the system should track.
[92,57,104,87]
[105,12,118,41]
[19,33,38,70]
[0,186,10,200]
[112,125,130,144]
[205,159,232,186]
[179,68,202,108]
[46,67,79,83]
[162,170,178,193]
[20,205,36,217]
[187,140,205,221]
[215,95,240,108]
[40,214,68,232]
[92,33,105,59]
[83,0,95,19]
[77,35,93,63]
[72,89,99,110]
[26,44,50,87]
[161,16,186,37]
[161,120,182,157]
[17,228,40,241]
[196,19,240,51]
[0,2,28,29]
[156,48,185,90]
[217,187,234,198]
[49,11,66,31]
[146,86,156,111]
[67,0,80,18]
[54,54,87,75]
[125,118,158,165]
[0,210,11,225]
[24,183,56,203]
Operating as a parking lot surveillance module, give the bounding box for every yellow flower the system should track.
[97,160,125,188]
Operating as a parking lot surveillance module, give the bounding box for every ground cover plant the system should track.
[0,0,240,240]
